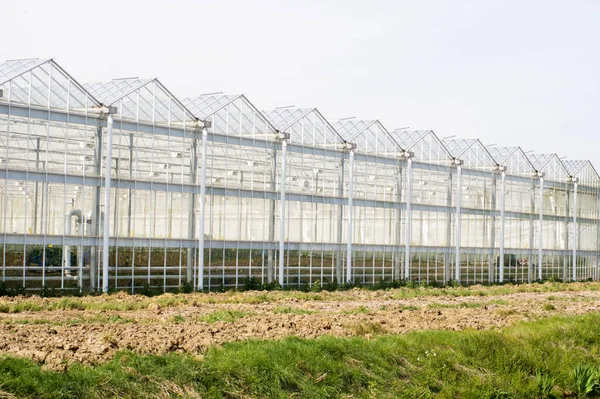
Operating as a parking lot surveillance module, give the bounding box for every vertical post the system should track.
[102,111,114,293]
[404,154,413,280]
[394,162,403,280]
[127,133,133,237]
[572,179,578,281]
[444,170,453,283]
[278,138,288,287]
[346,148,355,283]
[499,168,506,282]
[33,137,40,234]
[187,138,198,283]
[336,158,345,283]
[267,150,277,283]
[538,175,544,280]
[488,175,497,283]
[596,186,600,281]
[454,161,463,283]
[197,127,208,290]
[529,180,535,283]
[90,125,104,291]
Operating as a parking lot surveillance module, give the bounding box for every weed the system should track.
[542,303,556,311]
[398,305,420,311]
[573,364,600,397]
[349,321,387,336]
[2,314,600,397]
[199,310,252,323]
[496,309,517,317]
[343,305,370,315]
[11,302,43,313]
[179,281,194,294]
[243,277,263,291]
[535,370,555,398]
[53,298,85,310]
[310,280,322,292]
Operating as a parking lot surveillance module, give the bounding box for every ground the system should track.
[1,282,599,371]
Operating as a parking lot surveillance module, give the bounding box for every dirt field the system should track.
[1,282,600,371]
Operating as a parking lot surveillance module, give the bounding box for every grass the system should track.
[197,310,254,323]
[543,303,557,311]
[427,302,482,309]
[273,306,315,315]
[342,305,371,315]
[3,313,600,397]
[0,281,599,313]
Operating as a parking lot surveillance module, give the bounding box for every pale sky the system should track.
[4,0,600,167]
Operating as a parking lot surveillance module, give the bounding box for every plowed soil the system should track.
[1,283,600,370]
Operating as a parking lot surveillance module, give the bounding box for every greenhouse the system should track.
[0,58,598,293]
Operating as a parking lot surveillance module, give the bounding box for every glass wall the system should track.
[1,58,598,292]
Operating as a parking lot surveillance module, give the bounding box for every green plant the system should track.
[573,365,600,397]
[140,283,154,297]
[243,277,263,291]
[310,280,322,292]
[535,370,555,398]
[264,280,282,291]
[179,281,194,294]
[349,321,387,336]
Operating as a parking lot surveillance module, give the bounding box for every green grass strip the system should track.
[2,313,600,398]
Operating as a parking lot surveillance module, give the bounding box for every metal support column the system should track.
[538,174,544,280]
[488,174,497,283]
[278,137,288,287]
[444,170,453,284]
[335,158,345,283]
[404,153,413,280]
[90,125,103,291]
[528,180,535,283]
[197,127,208,290]
[33,137,40,234]
[102,110,114,293]
[127,133,133,237]
[572,178,578,281]
[187,138,198,283]
[596,186,600,281]
[346,147,355,283]
[394,162,403,280]
[499,167,506,282]
[454,161,463,283]
[267,150,277,283]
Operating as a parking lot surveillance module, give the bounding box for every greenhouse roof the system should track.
[0,57,596,181]
[332,119,403,156]
[0,58,48,84]
[528,153,570,182]
[563,159,588,175]
[391,129,453,164]
[0,58,102,109]
[262,107,344,146]
[184,93,277,137]
[442,138,498,170]
[86,78,198,125]
[488,146,536,176]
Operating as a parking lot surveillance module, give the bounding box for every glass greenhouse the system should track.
[0,58,598,293]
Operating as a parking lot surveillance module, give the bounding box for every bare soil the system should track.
[1,283,599,370]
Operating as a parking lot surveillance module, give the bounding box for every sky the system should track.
[3,0,600,167]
